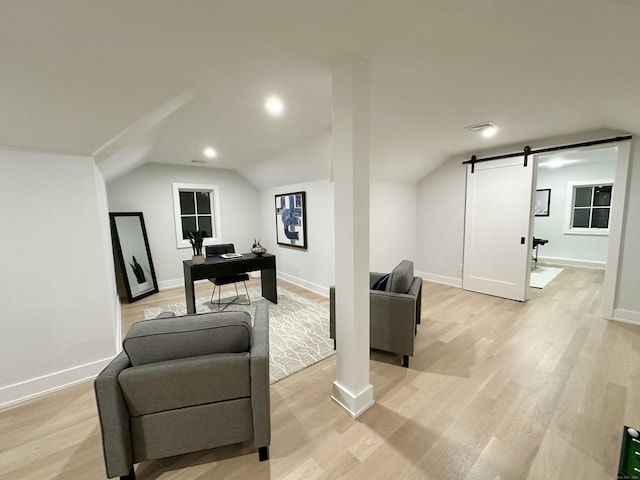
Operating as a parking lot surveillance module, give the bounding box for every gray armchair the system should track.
[329,260,422,368]
[94,304,270,479]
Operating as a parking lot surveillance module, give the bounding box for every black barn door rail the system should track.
[463,135,632,173]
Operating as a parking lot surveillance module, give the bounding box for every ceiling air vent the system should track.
[465,122,496,133]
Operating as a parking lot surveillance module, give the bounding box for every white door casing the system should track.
[463,156,535,301]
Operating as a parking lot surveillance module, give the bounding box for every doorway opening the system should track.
[530,145,618,290]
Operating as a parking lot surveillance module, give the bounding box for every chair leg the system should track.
[402,355,409,368]
[243,281,251,304]
[259,446,269,461]
[120,467,136,480]
[211,281,251,311]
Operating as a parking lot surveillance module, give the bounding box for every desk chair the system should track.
[205,244,250,311]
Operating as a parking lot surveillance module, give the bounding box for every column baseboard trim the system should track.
[332,381,374,418]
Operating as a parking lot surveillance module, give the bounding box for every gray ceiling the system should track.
[1,1,639,187]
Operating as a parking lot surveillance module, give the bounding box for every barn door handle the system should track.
[521,237,525,245]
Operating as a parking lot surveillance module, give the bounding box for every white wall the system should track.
[0,147,118,407]
[260,180,335,295]
[416,159,466,286]
[106,163,260,289]
[534,158,616,268]
[258,178,418,295]
[615,138,640,323]
[370,180,417,273]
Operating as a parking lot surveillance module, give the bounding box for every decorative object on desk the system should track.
[143,285,334,384]
[275,191,307,249]
[220,253,243,259]
[187,229,206,265]
[535,188,551,216]
[109,212,159,303]
[129,256,146,284]
[252,238,267,256]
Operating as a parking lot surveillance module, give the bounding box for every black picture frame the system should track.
[109,212,159,302]
[535,189,551,217]
[275,191,307,249]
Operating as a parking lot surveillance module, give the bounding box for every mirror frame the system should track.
[109,212,159,303]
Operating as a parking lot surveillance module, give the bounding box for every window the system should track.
[172,183,222,249]
[566,180,613,234]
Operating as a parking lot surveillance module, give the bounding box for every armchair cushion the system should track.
[386,260,414,294]
[123,311,252,366]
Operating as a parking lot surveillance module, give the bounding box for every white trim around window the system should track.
[564,178,613,236]
[172,183,222,249]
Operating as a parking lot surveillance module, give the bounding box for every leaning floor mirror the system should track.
[109,212,158,302]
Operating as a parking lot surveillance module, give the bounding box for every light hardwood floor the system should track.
[1,268,638,479]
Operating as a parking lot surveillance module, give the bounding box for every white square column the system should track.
[331,54,374,417]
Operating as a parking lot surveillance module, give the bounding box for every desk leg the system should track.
[261,268,278,304]
[184,264,196,314]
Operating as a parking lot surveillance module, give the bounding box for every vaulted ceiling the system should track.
[2,1,639,187]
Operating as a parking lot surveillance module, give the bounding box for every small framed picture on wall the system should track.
[275,191,307,249]
[535,188,551,216]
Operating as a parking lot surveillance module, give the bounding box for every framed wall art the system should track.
[275,191,307,249]
[535,188,551,217]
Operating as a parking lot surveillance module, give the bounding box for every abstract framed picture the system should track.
[535,188,551,216]
[275,191,307,249]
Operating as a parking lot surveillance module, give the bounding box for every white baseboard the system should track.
[612,309,640,325]
[537,256,606,270]
[277,272,329,297]
[158,278,185,291]
[416,270,462,288]
[0,357,114,409]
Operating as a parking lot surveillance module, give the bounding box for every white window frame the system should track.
[564,179,613,236]
[172,183,222,249]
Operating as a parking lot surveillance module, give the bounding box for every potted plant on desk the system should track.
[187,230,205,265]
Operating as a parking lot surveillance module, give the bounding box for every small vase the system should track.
[252,245,267,256]
[192,254,205,265]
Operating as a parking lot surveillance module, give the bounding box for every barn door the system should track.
[462,156,534,301]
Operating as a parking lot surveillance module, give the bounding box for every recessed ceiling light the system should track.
[539,158,578,169]
[265,96,284,116]
[465,121,498,138]
[204,147,217,158]
[481,125,498,138]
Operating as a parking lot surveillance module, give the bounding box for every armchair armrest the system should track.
[250,303,271,449]
[370,290,416,356]
[94,351,134,479]
[407,276,422,326]
[329,286,336,339]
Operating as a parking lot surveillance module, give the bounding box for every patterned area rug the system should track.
[142,286,334,384]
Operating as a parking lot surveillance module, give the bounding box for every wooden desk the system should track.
[183,253,277,314]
